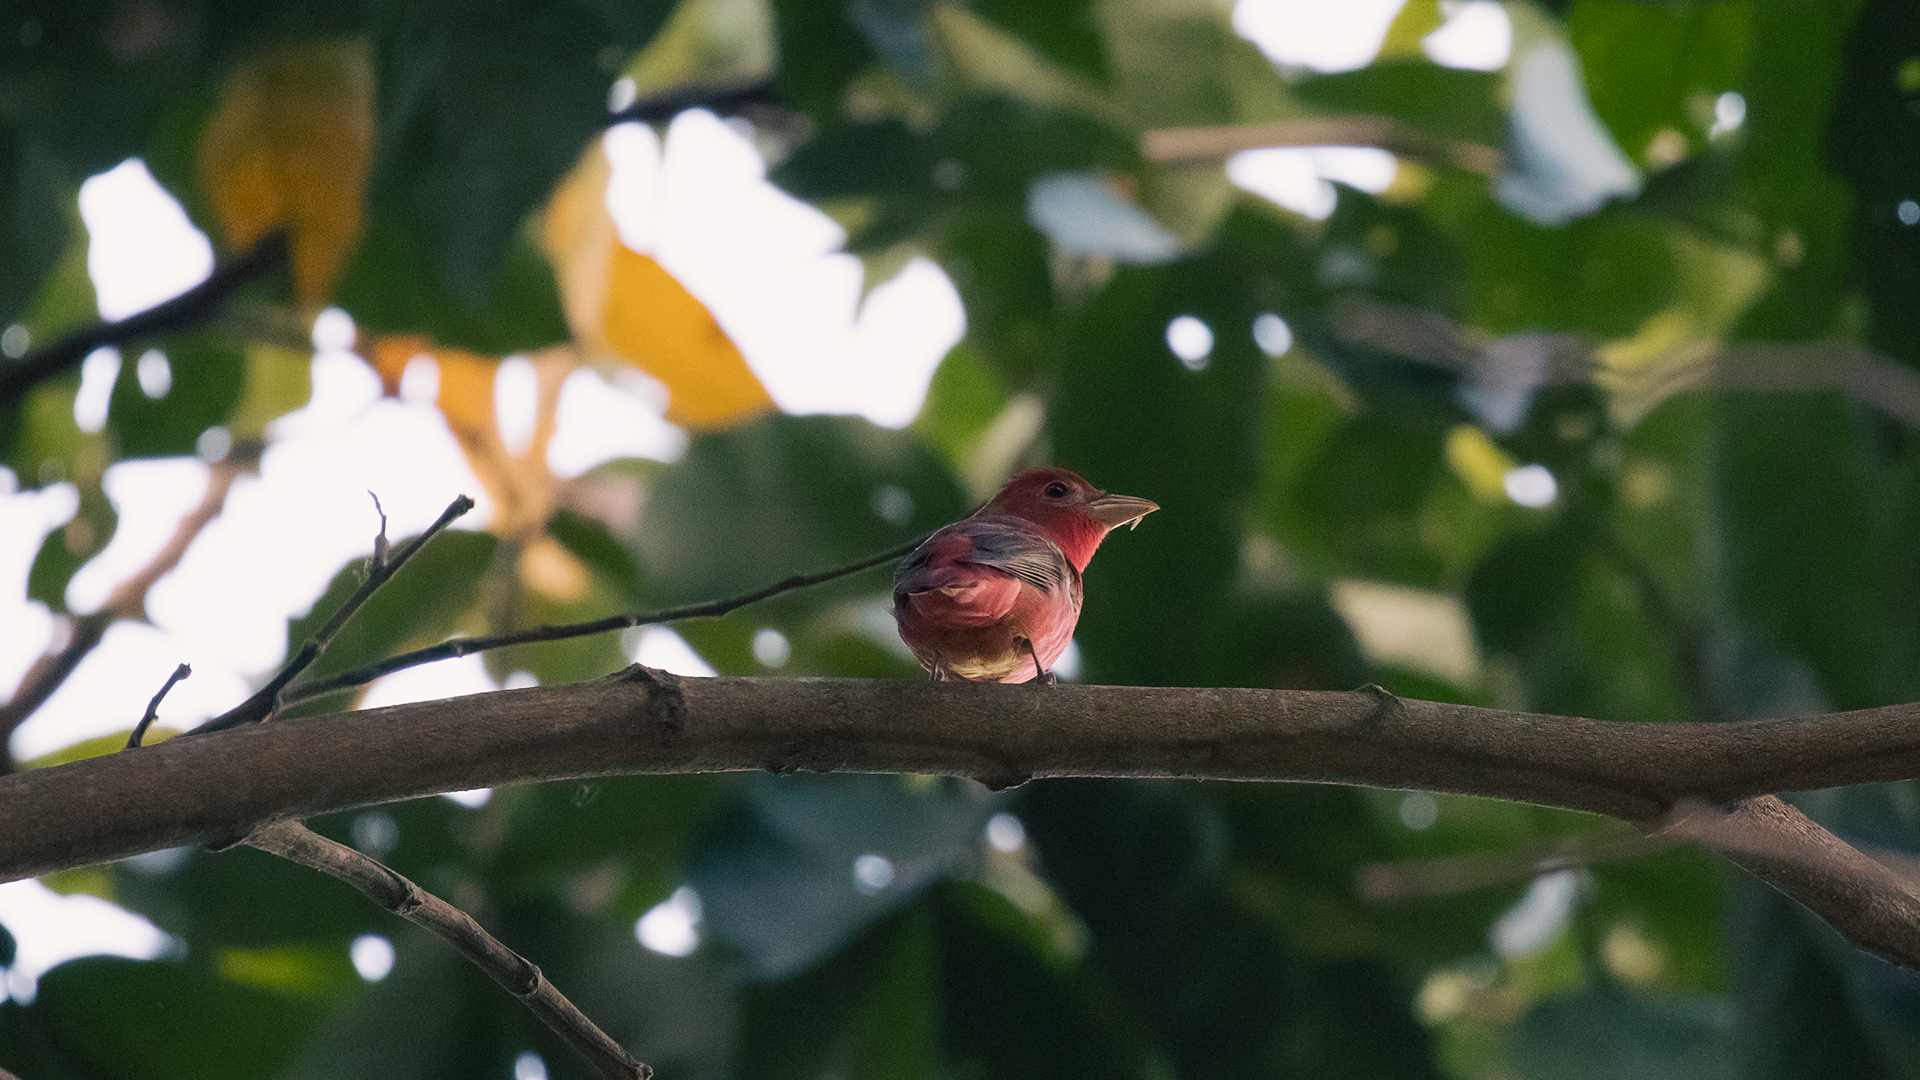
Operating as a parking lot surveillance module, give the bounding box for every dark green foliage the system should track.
[14,2,1920,1079]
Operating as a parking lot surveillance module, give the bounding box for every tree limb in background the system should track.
[277,532,927,709]
[1142,117,1504,176]
[193,494,474,734]
[244,819,650,1080]
[0,443,258,769]
[15,675,1920,967]
[0,232,290,414]
[1325,295,1920,431]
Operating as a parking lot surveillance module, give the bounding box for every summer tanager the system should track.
[892,468,1158,682]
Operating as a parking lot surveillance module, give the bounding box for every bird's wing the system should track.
[895,517,1075,599]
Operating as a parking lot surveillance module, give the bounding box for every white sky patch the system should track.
[74,348,121,433]
[77,160,213,322]
[986,813,1027,852]
[1052,639,1083,681]
[65,458,210,615]
[1503,463,1558,507]
[636,886,702,957]
[494,356,539,457]
[626,626,717,677]
[602,112,964,429]
[1709,91,1746,139]
[0,479,77,701]
[1233,0,1408,73]
[350,934,394,982]
[1423,1,1512,70]
[0,879,175,1003]
[1166,316,1214,370]
[1491,869,1581,956]
[357,653,499,711]
[548,369,687,478]
[147,382,488,681]
[1227,147,1397,221]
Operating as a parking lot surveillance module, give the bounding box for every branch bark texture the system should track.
[8,672,1920,964]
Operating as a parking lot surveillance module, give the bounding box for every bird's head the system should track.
[980,468,1159,570]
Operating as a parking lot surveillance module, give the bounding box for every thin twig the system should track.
[193,495,474,734]
[0,447,255,768]
[0,232,289,412]
[126,664,192,750]
[279,532,927,708]
[244,819,649,1080]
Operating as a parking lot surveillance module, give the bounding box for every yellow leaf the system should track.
[602,246,772,428]
[197,40,373,307]
[542,143,771,429]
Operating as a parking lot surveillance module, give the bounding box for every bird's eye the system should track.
[1044,481,1071,498]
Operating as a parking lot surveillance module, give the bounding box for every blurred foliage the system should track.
[8,0,1920,1077]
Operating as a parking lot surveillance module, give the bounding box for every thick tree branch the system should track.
[12,676,1920,966]
[244,820,649,1080]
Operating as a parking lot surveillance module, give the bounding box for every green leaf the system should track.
[689,773,995,979]
[26,471,113,614]
[0,128,70,327]
[973,0,1107,83]
[332,216,571,356]
[20,956,327,1080]
[1568,1,1752,171]
[548,508,644,603]
[1295,62,1505,147]
[106,329,246,459]
[1713,392,1890,711]
[366,0,673,307]
[1825,0,1920,365]
[769,0,878,120]
[632,413,966,607]
[1512,987,1737,1080]
[1049,252,1269,686]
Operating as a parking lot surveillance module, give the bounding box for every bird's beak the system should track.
[1085,493,1160,531]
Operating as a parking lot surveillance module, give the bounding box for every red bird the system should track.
[893,468,1158,683]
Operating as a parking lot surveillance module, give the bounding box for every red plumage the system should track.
[892,468,1157,682]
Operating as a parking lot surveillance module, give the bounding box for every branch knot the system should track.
[621,665,686,742]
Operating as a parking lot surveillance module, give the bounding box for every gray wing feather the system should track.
[894,517,1075,598]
